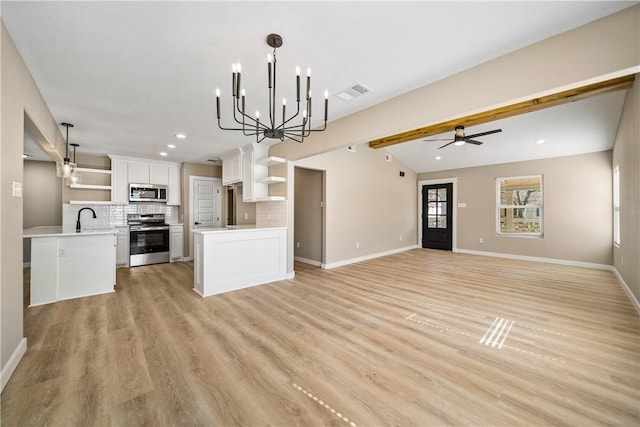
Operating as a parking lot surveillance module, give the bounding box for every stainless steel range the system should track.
[127,213,170,267]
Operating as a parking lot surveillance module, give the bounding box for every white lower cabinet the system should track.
[116,226,129,267]
[170,224,184,262]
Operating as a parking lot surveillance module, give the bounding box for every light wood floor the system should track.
[2,249,639,426]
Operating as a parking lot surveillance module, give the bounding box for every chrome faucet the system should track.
[76,207,97,232]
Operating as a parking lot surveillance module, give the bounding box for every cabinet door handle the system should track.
[194,222,200,225]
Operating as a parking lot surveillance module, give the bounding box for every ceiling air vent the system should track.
[335,82,371,102]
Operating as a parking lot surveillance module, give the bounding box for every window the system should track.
[613,166,620,246]
[497,175,543,236]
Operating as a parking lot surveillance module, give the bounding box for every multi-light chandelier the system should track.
[215,33,328,143]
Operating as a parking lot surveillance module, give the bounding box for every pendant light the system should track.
[57,122,77,178]
[69,143,80,184]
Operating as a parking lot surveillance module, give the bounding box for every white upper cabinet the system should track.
[128,161,150,183]
[110,159,129,204]
[220,147,243,185]
[109,155,181,205]
[167,164,181,205]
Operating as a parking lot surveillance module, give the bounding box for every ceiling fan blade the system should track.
[464,138,483,145]
[423,138,454,142]
[465,128,502,139]
[438,140,456,149]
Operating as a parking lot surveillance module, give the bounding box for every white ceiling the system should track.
[3,1,636,168]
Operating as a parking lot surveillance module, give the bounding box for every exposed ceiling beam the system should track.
[369,74,635,150]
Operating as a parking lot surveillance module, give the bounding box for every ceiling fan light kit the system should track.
[423,125,502,149]
[215,33,329,144]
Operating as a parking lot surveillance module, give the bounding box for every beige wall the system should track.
[294,167,323,263]
[180,162,221,257]
[418,151,613,265]
[612,77,640,303]
[23,160,62,262]
[271,6,640,162]
[296,144,417,265]
[1,21,67,376]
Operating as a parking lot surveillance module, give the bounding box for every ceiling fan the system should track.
[424,125,502,149]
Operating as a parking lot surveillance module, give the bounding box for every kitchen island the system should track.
[23,226,118,306]
[192,226,288,297]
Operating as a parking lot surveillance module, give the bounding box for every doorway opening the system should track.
[294,167,324,267]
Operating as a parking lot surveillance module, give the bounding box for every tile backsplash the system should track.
[256,200,287,227]
[63,203,179,230]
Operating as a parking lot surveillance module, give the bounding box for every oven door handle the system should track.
[130,226,170,231]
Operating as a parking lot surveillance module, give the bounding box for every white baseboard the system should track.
[1,338,27,392]
[286,272,296,279]
[183,256,194,262]
[294,256,322,267]
[322,245,419,270]
[455,248,612,270]
[612,267,640,316]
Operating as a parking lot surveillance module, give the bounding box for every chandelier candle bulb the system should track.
[215,89,221,119]
[236,63,242,98]
[267,54,273,88]
[232,64,237,97]
[296,66,301,102]
[324,90,329,121]
[282,98,286,126]
[241,89,246,113]
[306,68,311,100]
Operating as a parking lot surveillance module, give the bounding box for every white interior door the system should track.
[192,178,221,229]
[188,177,222,260]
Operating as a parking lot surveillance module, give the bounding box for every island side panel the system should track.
[196,228,287,297]
[57,234,116,301]
[30,237,59,306]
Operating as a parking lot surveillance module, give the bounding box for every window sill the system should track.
[497,233,544,239]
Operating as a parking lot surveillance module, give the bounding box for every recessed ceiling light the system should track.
[175,133,186,139]
[159,152,168,156]
[167,144,176,149]
[435,156,442,160]
[535,139,545,144]
[22,153,30,158]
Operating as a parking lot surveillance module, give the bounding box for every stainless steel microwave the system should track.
[129,183,167,203]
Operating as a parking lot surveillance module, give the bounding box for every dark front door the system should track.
[422,183,453,250]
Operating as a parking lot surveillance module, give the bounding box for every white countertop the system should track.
[193,225,287,234]
[23,226,119,238]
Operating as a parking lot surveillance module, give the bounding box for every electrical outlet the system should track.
[621,256,624,266]
[356,242,360,249]
[400,235,403,241]
[59,248,66,257]
[296,242,300,249]
[244,212,248,220]
[478,238,483,244]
